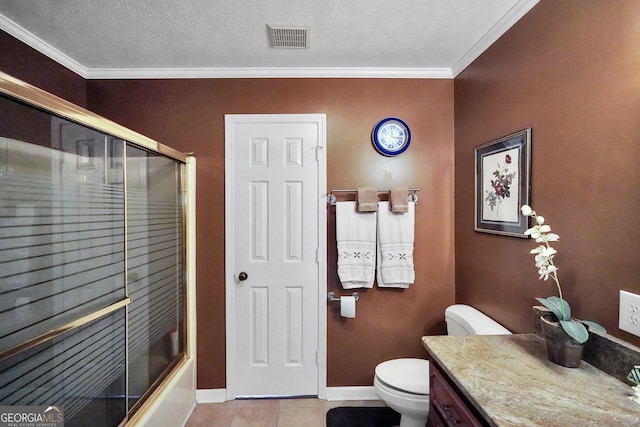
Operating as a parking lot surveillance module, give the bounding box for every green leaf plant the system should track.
[521,205,606,344]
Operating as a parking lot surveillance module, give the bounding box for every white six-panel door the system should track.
[225,114,326,398]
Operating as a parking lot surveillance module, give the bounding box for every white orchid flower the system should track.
[531,246,556,256]
[521,204,562,282]
[530,245,545,254]
[545,233,559,242]
[521,205,534,216]
[538,267,550,280]
[536,260,549,269]
[538,265,558,280]
[541,247,557,257]
[527,228,543,239]
[520,205,606,343]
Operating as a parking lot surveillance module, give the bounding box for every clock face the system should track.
[372,118,411,156]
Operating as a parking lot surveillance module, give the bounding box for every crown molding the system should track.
[0,12,451,79]
[451,0,539,76]
[0,13,88,78]
[84,66,453,80]
[1,1,539,81]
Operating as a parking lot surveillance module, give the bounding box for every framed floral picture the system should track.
[474,128,531,237]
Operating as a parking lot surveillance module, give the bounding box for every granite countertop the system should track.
[422,334,640,426]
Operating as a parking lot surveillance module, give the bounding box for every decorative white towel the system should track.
[376,201,415,288]
[336,201,376,289]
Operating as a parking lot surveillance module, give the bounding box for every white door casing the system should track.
[225,114,327,398]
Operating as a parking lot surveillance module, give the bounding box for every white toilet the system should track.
[373,304,511,427]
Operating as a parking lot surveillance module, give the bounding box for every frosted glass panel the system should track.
[0,309,126,427]
[0,134,125,355]
[0,93,186,426]
[126,145,185,409]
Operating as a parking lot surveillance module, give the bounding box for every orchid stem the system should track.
[551,271,566,320]
[544,230,566,320]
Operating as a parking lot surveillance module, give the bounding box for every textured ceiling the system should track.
[0,0,539,79]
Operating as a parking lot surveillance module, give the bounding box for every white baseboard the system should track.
[196,386,378,403]
[196,388,228,403]
[325,386,379,401]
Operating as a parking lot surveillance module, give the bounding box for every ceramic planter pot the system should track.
[539,315,585,368]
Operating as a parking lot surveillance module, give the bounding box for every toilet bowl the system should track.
[373,304,511,427]
[374,358,429,427]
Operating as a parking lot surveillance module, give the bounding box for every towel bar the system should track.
[327,291,359,302]
[326,188,420,206]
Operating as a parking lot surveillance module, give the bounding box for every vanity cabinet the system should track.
[423,334,640,426]
[428,360,486,427]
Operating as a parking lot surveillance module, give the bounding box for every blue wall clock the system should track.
[372,117,411,156]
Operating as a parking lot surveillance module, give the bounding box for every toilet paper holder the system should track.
[327,291,359,302]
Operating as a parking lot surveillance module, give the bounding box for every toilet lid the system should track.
[375,358,429,395]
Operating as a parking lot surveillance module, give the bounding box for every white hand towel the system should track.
[376,201,415,288]
[336,201,376,289]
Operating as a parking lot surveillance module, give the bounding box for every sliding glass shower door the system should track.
[0,93,186,426]
[126,145,185,412]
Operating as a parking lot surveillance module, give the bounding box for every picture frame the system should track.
[76,139,95,170]
[110,139,124,170]
[474,128,531,237]
[107,139,125,185]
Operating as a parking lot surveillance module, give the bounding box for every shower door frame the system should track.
[0,71,196,426]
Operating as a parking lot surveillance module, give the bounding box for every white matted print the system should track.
[475,128,531,237]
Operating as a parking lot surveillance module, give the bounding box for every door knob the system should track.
[238,272,248,281]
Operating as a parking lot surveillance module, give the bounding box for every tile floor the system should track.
[185,398,388,427]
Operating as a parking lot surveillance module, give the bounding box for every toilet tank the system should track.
[445,304,511,336]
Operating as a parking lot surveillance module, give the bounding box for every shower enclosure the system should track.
[0,73,193,427]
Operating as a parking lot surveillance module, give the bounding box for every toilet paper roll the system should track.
[340,296,356,318]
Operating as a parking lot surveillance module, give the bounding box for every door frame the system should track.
[224,114,327,400]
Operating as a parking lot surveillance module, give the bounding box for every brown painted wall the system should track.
[0,28,455,389]
[14,0,636,391]
[454,0,640,347]
[0,30,86,107]
[87,78,455,388]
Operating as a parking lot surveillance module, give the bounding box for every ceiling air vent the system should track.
[267,25,309,49]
